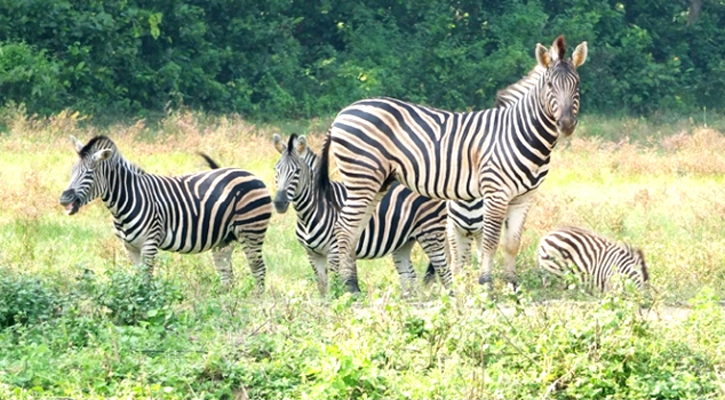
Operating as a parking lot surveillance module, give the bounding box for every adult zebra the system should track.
[537,226,649,292]
[272,133,451,295]
[59,135,272,288]
[318,36,587,293]
[446,65,546,276]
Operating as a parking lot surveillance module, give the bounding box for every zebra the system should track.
[317,35,587,293]
[446,65,547,275]
[537,226,649,292]
[59,135,272,288]
[272,133,452,295]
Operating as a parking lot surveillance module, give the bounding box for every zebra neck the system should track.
[505,83,560,155]
[100,157,149,218]
[291,174,336,230]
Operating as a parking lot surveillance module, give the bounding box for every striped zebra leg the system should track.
[391,241,417,296]
[477,196,508,288]
[332,187,389,293]
[238,231,267,290]
[446,222,474,275]
[211,245,234,285]
[306,251,329,295]
[501,200,532,288]
[417,231,453,289]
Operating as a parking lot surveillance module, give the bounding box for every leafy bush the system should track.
[91,266,183,326]
[0,268,61,328]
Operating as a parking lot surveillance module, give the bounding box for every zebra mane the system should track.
[494,65,546,108]
[79,135,147,175]
[79,135,117,157]
[287,133,298,156]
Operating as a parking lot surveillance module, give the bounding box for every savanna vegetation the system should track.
[2,0,725,398]
[1,108,725,399]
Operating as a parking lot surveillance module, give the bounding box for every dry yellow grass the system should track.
[1,108,724,300]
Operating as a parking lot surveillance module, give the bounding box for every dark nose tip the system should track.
[60,189,76,205]
[557,116,577,136]
[273,191,289,214]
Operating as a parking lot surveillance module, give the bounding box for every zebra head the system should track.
[59,135,116,215]
[272,133,309,214]
[535,35,588,137]
[627,246,650,289]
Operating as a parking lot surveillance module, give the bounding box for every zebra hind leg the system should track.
[391,241,417,297]
[237,230,267,292]
[332,187,388,294]
[212,245,234,286]
[417,232,453,291]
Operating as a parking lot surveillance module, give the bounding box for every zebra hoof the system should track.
[346,279,361,294]
[478,274,492,285]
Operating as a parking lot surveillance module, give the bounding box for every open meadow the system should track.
[1,109,725,399]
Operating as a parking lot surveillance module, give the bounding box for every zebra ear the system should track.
[571,41,588,68]
[550,35,566,61]
[273,133,286,154]
[535,43,551,68]
[295,135,308,154]
[70,135,84,154]
[92,149,113,162]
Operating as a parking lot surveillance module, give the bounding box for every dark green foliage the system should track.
[0,0,723,119]
[0,268,61,328]
[91,266,183,326]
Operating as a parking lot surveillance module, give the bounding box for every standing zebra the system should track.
[537,226,649,292]
[59,135,272,288]
[272,133,451,295]
[446,65,546,275]
[317,36,587,293]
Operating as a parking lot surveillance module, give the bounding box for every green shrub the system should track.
[91,266,183,327]
[0,268,61,328]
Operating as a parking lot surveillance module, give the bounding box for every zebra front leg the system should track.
[212,245,234,286]
[477,198,508,289]
[446,220,473,275]
[391,241,417,296]
[307,251,329,296]
[500,200,532,291]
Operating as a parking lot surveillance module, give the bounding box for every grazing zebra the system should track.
[272,133,452,294]
[59,135,272,288]
[447,65,546,275]
[537,226,649,292]
[317,35,587,293]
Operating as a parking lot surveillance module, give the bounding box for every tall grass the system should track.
[1,107,725,399]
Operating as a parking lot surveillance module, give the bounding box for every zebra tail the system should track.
[316,130,341,210]
[198,152,221,169]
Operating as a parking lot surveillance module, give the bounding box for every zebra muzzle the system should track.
[59,190,81,216]
[273,191,289,214]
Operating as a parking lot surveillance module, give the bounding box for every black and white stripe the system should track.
[59,135,272,288]
[446,65,547,275]
[537,226,649,291]
[273,133,451,294]
[317,36,588,293]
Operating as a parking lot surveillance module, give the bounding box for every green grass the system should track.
[1,109,725,399]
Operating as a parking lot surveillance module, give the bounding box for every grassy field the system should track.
[1,108,725,399]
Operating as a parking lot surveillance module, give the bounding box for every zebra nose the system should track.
[273,191,289,214]
[59,189,76,205]
[557,115,577,136]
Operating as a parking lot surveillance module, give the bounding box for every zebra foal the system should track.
[59,135,272,288]
[537,226,650,292]
[318,35,587,293]
[273,133,452,295]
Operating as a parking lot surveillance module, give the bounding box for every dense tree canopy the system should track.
[0,0,722,119]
